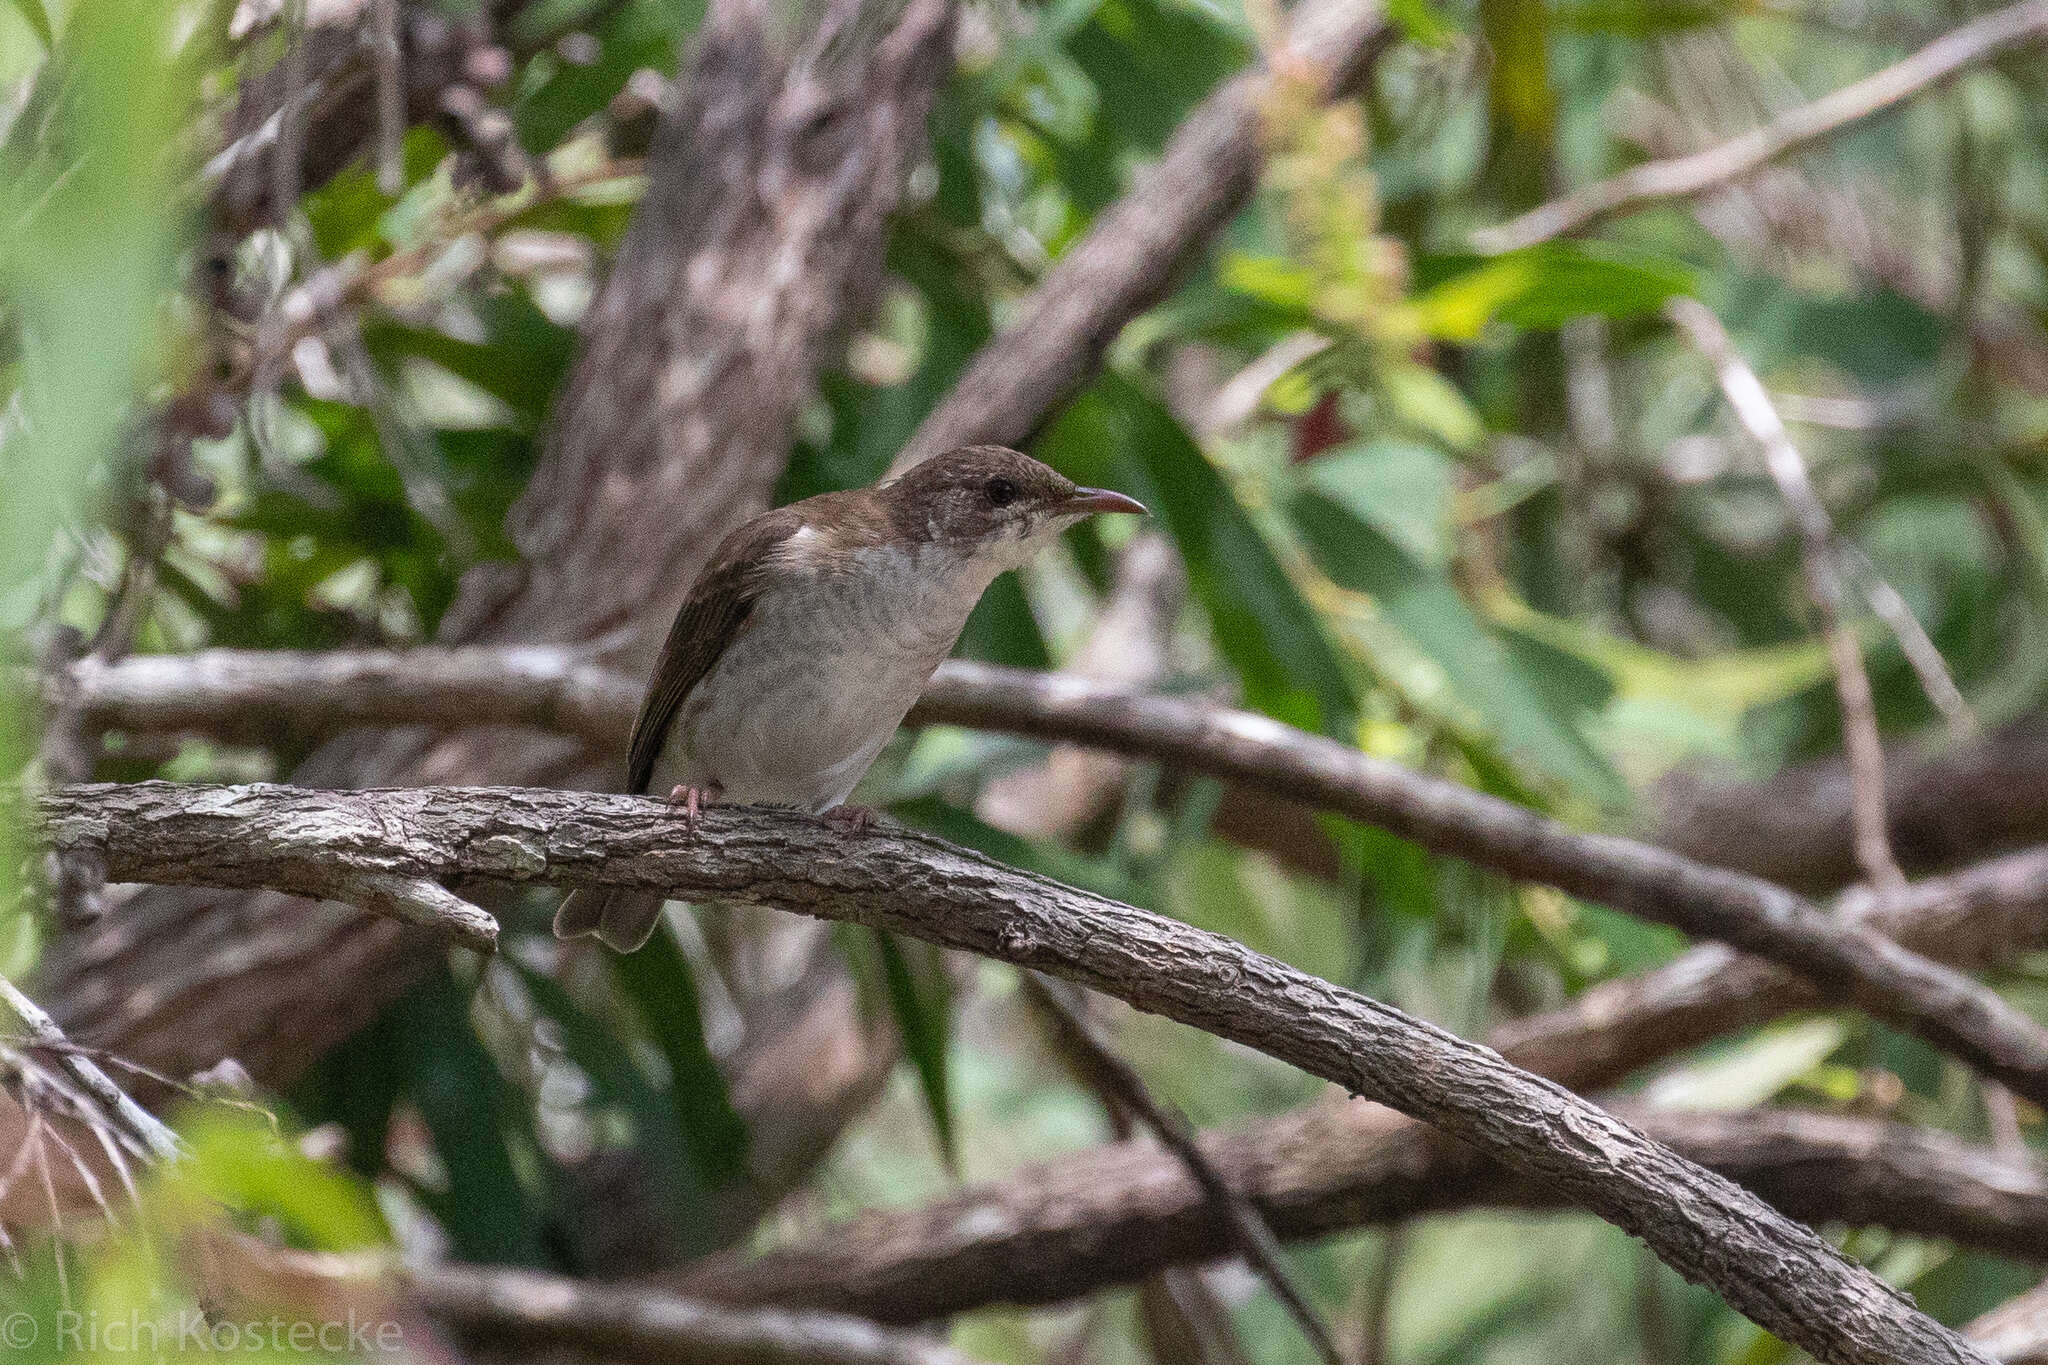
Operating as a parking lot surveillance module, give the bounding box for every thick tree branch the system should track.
[63,648,2048,1111]
[1655,716,2048,891]
[30,782,1995,1363]
[889,0,1393,471]
[1473,0,2048,253]
[687,844,2048,1320]
[914,666,2048,1111]
[70,646,637,748]
[683,1103,2048,1321]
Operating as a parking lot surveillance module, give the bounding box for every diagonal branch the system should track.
[683,1102,2048,1320]
[889,0,1393,471]
[1021,972,1341,1365]
[688,843,2048,1319]
[1473,0,2048,253]
[28,781,1998,1364]
[0,974,181,1164]
[63,647,2048,1112]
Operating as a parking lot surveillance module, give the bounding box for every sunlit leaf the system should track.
[1294,488,1623,798]
[1411,244,1695,341]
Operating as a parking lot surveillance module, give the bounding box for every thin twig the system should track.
[1350,1224,1405,1365]
[249,157,644,388]
[271,0,310,229]
[338,871,498,952]
[0,973,181,1163]
[1667,296,1905,892]
[1474,0,2048,252]
[371,0,405,196]
[1021,972,1343,1365]
[1839,544,1977,733]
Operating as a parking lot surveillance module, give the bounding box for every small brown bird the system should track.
[555,445,1147,951]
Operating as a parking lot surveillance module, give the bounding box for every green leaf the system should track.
[363,291,574,423]
[1043,373,1359,734]
[292,1005,405,1181]
[8,0,52,51]
[390,969,552,1266]
[607,920,751,1189]
[1387,0,1459,45]
[1303,439,1457,569]
[956,570,1053,668]
[509,956,726,1254]
[1412,244,1695,340]
[513,0,703,153]
[168,1110,389,1253]
[1293,487,1623,799]
[872,931,958,1170]
[1066,0,1250,153]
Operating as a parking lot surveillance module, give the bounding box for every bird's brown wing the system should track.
[625,508,804,795]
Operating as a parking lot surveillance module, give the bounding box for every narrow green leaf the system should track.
[9,0,52,50]
[872,930,958,1170]
[390,970,552,1267]
[607,920,751,1188]
[1412,244,1695,340]
[1294,488,1623,799]
[363,292,574,422]
[1042,373,1360,734]
[510,957,726,1255]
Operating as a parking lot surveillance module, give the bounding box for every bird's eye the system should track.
[984,476,1019,508]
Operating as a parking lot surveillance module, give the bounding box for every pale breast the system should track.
[649,543,997,812]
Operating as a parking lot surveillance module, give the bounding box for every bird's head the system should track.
[881,445,1146,571]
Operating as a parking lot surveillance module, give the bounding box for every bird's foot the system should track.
[820,803,879,834]
[666,782,723,832]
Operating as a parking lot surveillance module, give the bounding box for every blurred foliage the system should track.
[4,0,2048,1359]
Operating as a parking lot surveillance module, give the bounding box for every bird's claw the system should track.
[821,804,879,834]
[666,783,721,832]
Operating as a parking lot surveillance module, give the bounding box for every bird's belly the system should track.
[651,602,946,813]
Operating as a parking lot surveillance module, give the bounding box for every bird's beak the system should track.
[1063,488,1148,517]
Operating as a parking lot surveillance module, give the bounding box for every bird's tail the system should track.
[553,887,667,953]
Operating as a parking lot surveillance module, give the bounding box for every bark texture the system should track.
[684,843,2048,1326]
[681,1104,2048,1320]
[63,647,2048,1107]
[34,781,1996,1365]
[42,0,955,1110]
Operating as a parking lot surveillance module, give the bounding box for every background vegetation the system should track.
[3,0,2047,1359]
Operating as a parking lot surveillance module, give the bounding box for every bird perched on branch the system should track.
[555,444,1147,951]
